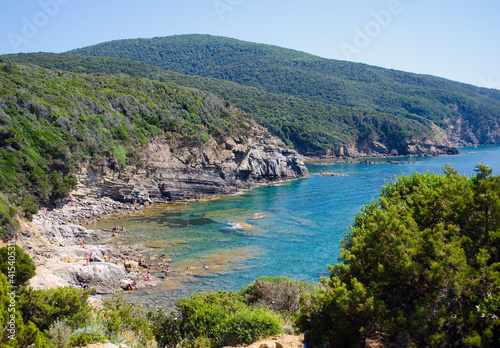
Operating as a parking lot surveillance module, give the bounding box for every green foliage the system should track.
[241,276,319,320]
[69,316,106,347]
[100,295,155,345]
[18,286,91,332]
[297,164,500,347]
[148,291,283,348]
[114,146,127,166]
[46,34,500,154]
[0,273,48,347]
[0,194,18,238]
[48,319,73,348]
[0,60,251,232]
[0,245,35,287]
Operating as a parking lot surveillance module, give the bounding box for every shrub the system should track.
[19,196,38,220]
[241,276,318,320]
[149,291,283,348]
[0,245,36,287]
[296,165,500,347]
[0,273,47,347]
[100,295,154,345]
[224,307,283,345]
[70,332,104,347]
[114,145,127,166]
[69,316,106,347]
[48,319,73,348]
[18,286,91,331]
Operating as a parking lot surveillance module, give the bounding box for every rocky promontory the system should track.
[73,120,308,205]
[318,139,458,159]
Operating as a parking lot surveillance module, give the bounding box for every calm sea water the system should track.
[98,146,500,307]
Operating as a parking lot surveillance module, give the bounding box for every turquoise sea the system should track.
[97,146,500,308]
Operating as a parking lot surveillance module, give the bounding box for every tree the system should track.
[297,164,500,347]
[0,273,47,347]
[0,245,35,287]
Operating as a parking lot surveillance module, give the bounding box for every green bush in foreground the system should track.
[149,291,283,348]
[241,276,320,322]
[0,245,35,287]
[297,164,500,347]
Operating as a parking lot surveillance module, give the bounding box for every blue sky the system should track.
[1,0,499,89]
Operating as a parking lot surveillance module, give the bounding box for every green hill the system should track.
[62,34,500,152]
[0,59,249,234]
[3,53,432,155]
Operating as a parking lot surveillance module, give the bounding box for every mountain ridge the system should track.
[63,34,500,153]
[4,34,500,156]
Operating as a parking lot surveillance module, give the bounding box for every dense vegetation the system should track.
[297,165,500,347]
[3,52,431,154]
[0,261,155,347]
[62,34,500,151]
[0,59,250,235]
[0,248,312,348]
[149,292,283,348]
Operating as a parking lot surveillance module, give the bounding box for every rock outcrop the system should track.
[18,216,152,293]
[320,138,458,159]
[72,120,309,204]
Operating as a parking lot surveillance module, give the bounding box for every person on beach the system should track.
[165,265,170,278]
[126,280,138,291]
[79,240,87,249]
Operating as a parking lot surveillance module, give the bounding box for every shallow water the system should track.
[97,146,500,308]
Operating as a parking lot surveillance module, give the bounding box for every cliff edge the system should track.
[72,119,309,204]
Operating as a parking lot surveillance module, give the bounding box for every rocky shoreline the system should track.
[15,122,464,298]
[19,200,155,295]
[16,120,312,298]
[18,177,308,297]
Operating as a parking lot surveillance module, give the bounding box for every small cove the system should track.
[96,146,500,308]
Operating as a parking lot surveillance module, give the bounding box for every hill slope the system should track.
[4,53,438,155]
[0,59,307,234]
[64,34,500,153]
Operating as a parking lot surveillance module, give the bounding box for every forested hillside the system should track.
[0,59,249,234]
[63,34,500,152]
[4,53,431,154]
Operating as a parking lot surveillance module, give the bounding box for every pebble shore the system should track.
[32,197,145,226]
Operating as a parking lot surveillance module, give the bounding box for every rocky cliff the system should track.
[72,120,309,204]
[319,140,457,159]
[318,120,462,159]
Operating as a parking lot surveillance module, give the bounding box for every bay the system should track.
[97,145,500,307]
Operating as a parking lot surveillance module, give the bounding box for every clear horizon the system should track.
[1,0,499,90]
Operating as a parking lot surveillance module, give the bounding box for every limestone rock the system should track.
[30,262,127,294]
[71,120,308,205]
[124,260,140,272]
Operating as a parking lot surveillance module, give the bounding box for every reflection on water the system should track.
[97,146,500,308]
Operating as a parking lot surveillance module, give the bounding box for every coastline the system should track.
[17,175,309,298]
[301,150,460,165]
[17,148,467,298]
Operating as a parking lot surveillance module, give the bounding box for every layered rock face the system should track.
[321,139,458,159]
[73,121,309,203]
